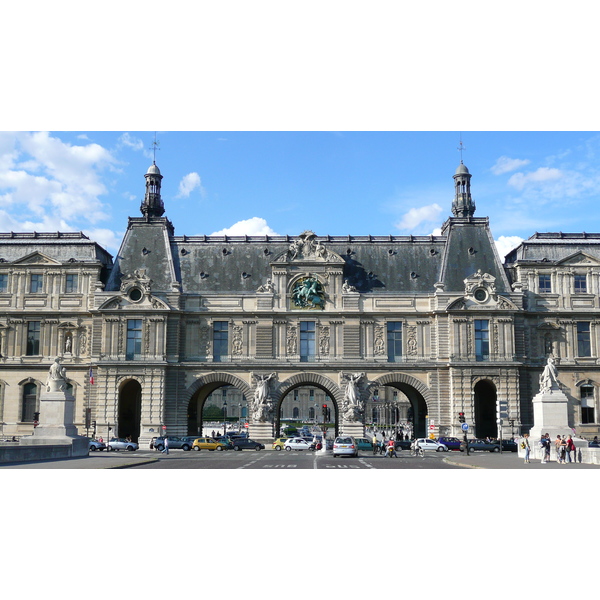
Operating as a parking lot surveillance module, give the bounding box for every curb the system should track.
[105,458,160,469]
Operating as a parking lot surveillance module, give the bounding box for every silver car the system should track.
[106,437,139,451]
[332,436,358,458]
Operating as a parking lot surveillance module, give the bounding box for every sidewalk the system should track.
[442,450,600,469]
[0,452,159,469]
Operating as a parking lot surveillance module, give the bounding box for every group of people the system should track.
[371,434,398,457]
[521,432,576,464]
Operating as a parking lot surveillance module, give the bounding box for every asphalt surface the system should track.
[2,446,600,469]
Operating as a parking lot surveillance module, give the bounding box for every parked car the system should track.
[106,438,139,452]
[394,439,413,451]
[501,439,518,452]
[465,439,501,452]
[153,436,192,452]
[355,437,373,451]
[437,436,462,451]
[89,439,106,451]
[414,438,448,452]
[332,436,358,458]
[232,438,265,451]
[588,440,600,448]
[192,437,229,451]
[284,438,312,451]
[272,437,289,450]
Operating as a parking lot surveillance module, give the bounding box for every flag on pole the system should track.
[89,366,94,385]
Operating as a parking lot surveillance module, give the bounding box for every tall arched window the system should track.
[309,407,315,420]
[293,406,300,419]
[22,382,37,422]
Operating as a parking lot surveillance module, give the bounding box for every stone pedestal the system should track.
[528,388,575,441]
[340,422,364,439]
[249,422,274,443]
[20,387,89,457]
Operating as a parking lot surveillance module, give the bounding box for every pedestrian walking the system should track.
[522,433,531,463]
[539,433,550,463]
[372,433,378,455]
[162,436,169,454]
[565,435,576,463]
[554,435,563,462]
[379,438,386,455]
[559,436,567,463]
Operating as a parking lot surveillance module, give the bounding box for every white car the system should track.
[332,436,358,458]
[414,438,448,452]
[284,438,312,451]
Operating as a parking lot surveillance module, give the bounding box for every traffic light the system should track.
[458,412,465,423]
[322,404,328,419]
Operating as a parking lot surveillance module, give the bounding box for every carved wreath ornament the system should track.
[291,276,325,310]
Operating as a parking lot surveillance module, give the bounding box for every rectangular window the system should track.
[538,274,551,293]
[213,321,229,362]
[581,385,595,424]
[300,321,316,362]
[574,275,587,294]
[26,321,41,355]
[30,274,43,293]
[577,322,591,357]
[475,320,489,361]
[65,274,78,293]
[0,274,8,293]
[387,322,402,362]
[126,319,143,360]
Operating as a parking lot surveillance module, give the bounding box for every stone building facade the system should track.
[1,157,599,444]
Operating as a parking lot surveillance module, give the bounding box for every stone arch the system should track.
[273,372,344,436]
[370,372,433,438]
[185,372,253,436]
[117,378,142,441]
[473,378,498,439]
[116,375,145,391]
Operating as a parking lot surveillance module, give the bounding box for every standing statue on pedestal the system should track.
[341,372,365,422]
[252,373,276,422]
[46,357,68,392]
[539,357,559,393]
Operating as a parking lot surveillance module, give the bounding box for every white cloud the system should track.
[82,228,123,253]
[495,235,523,259]
[176,172,204,198]
[210,217,280,236]
[508,167,562,190]
[395,203,443,231]
[491,156,531,175]
[0,132,117,229]
[118,132,144,152]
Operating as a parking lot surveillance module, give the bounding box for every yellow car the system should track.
[272,437,290,451]
[192,437,229,451]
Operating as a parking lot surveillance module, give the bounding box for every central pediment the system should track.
[273,230,345,264]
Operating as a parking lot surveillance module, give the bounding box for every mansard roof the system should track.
[505,232,600,264]
[0,231,113,266]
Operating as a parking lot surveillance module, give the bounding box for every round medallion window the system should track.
[129,287,143,302]
[474,288,487,302]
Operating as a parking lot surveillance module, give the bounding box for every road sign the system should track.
[429,424,435,430]
[162,425,167,430]
[244,422,249,428]
[461,423,469,431]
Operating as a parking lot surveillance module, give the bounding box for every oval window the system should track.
[474,288,487,302]
[129,288,143,302]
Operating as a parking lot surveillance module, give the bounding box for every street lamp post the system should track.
[222,400,227,436]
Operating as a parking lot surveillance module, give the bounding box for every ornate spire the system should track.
[140,161,165,218]
[452,159,476,218]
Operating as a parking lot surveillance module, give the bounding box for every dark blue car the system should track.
[437,436,462,451]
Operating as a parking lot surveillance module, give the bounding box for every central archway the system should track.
[474,379,498,439]
[274,373,344,438]
[370,373,432,439]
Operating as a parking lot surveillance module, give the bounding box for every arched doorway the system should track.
[369,374,432,439]
[474,380,497,439]
[274,374,340,437]
[118,380,141,441]
[187,382,249,436]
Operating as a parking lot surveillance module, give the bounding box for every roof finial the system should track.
[457,134,466,163]
[150,132,160,164]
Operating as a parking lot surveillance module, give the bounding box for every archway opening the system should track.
[369,383,428,439]
[474,379,497,439]
[276,384,338,439]
[118,380,142,442]
[188,383,249,437]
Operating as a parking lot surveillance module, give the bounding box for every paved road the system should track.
[4,446,600,469]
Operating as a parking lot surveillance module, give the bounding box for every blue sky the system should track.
[1,131,600,259]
